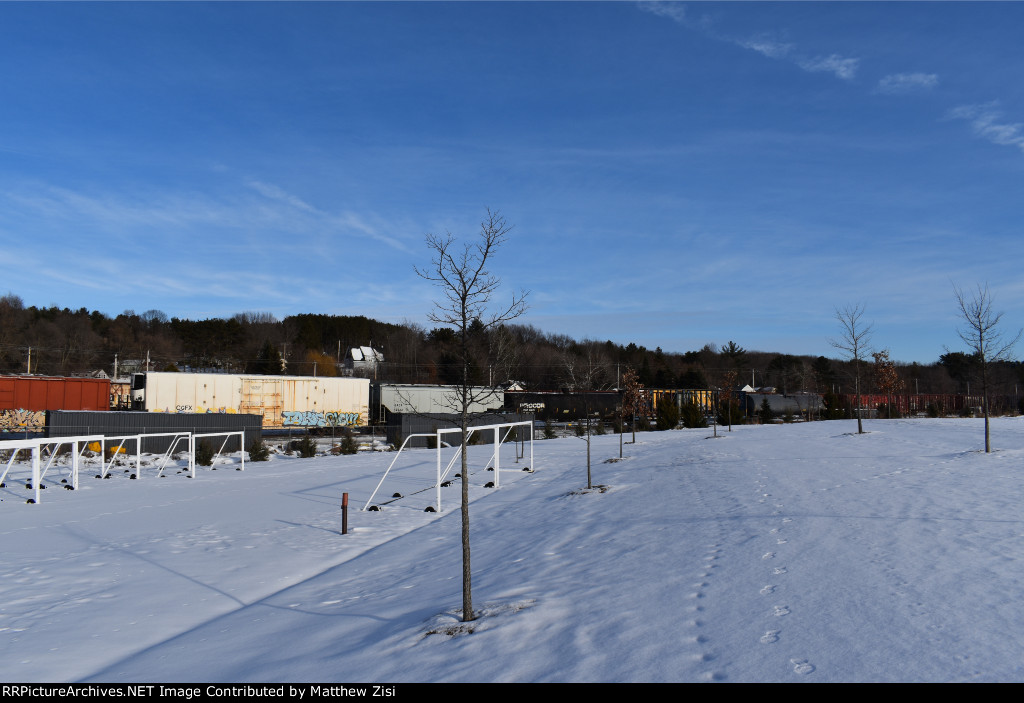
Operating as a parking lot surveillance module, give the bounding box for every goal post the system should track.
[363,420,534,513]
[434,420,533,512]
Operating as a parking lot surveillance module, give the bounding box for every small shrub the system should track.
[339,428,359,455]
[717,398,744,426]
[544,422,556,439]
[573,422,585,437]
[196,440,215,467]
[877,403,901,419]
[758,398,774,425]
[247,438,270,462]
[782,408,795,423]
[656,398,680,430]
[293,435,318,458]
[594,421,606,435]
[680,402,707,429]
[822,391,846,420]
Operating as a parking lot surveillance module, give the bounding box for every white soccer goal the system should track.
[0,434,104,503]
[190,431,246,474]
[364,420,533,512]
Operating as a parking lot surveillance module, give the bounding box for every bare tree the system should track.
[953,283,1021,453]
[561,346,611,489]
[829,304,873,434]
[872,349,904,419]
[415,209,528,622]
[621,367,643,444]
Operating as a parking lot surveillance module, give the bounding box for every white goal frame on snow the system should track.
[1,430,249,502]
[190,431,246,474]
[0,434,105,503]
[364,420,533,512]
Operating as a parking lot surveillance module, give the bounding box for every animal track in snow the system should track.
[762,552,775,560]
[772,605,790,617]
[776,538,788,544]
[773,567,787,575]
[760,585,776,595]
[781,518,793,523]
[791,658,815,675]
[760,630,779,644]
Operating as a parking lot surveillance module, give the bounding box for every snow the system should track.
[3,419,1024,682]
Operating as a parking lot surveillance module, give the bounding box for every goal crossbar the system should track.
[364,420,533,513]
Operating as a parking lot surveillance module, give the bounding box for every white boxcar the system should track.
[131,373,370,429]
[372,383,505,421]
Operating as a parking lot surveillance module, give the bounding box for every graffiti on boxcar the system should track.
[282,410,361,427]
[0,408,46,432]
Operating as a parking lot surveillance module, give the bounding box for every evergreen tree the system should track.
[655,397,680,430]
[247,340,283,374]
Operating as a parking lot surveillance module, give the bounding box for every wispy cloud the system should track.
[639,2,859,81]
[246,180,317,213]
[947,101,1024,154]
[797,54,859,81]
[636,0,688,24]
[736,35,794,60]
[4,180,416,255]
[245,180,414,254]
[877,72,938,94]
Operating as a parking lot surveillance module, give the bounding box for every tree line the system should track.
[0,292,1021,400]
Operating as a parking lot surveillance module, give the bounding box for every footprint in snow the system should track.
[760,630,779,644]
[760,585,776,595]
[762,552,775,560]
[776,538,788,544]
[773,567,788,575]
[773,605,790,617]
[791,658,815,675]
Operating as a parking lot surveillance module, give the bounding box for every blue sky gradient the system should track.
[2,2,1023,363]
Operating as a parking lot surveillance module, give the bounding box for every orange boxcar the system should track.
[0,376,110,411]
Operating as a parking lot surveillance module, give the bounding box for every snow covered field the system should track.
[3,418,1024,682]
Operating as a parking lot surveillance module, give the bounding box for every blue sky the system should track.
[2,2,1023,364]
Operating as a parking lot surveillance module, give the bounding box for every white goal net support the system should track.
[0,430,248,504]
[364,420,534,513]
[0,435,105,504]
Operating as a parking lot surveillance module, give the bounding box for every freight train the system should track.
[130,372,369,429]
[0,375,110,432]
